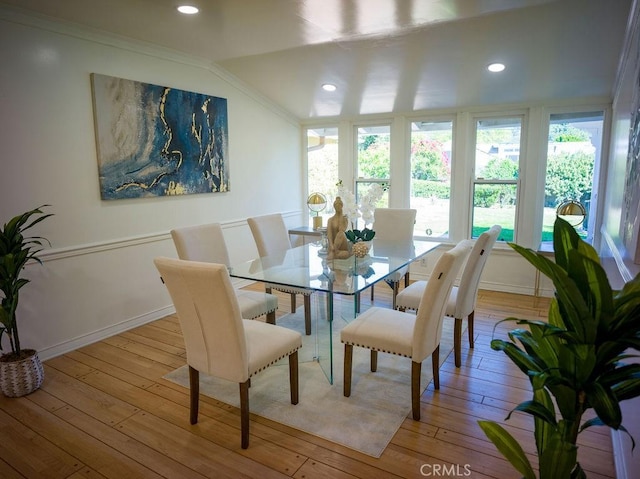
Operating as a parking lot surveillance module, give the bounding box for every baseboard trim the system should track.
[409,272,549,297]
[38,275,544,362]
[612,429,629,479]
[38,305,175,361]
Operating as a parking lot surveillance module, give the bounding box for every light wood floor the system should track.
[0,286,615,478]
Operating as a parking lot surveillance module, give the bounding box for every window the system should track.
[307,127,339,222]
[410,120,453,238]
[541,111,603,246]
[306,107,605,251]
[355,125,390,225]
[472,117,523,242]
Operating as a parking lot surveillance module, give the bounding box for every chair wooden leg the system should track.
[303,295,311,335]
[240,380,250,449]
[454,317,462,367]
[266,310,276,325]
[432,345,440,390]
[188,366,199,425]
[344,344,353,397]
[468,310,475,348]
[289,351,299,405]
[411,361,421,420]
[290,293,297,313]
[391,281,399,310]
[370,350,378,372]
[404,271,410,288]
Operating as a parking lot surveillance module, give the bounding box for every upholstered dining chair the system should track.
[340,240,470,421]
[395,225,502,367]
[171,223,278,325]
[247,213,312,335]
[368,208,417,309]
[154,257,302,449]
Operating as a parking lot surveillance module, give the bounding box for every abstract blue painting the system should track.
[91,74,229,199]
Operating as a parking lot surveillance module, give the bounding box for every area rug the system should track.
[163,301,458,457]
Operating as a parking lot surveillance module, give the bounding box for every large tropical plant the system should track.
[0,205,52,360]
[479,217,640,479]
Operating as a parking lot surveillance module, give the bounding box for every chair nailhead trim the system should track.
[398,305,418,311]
[247,307,278,319]
[273,287,312,296]
[341,341,411,359]
[249,346,301,377]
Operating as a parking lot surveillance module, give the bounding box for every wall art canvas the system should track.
[91,74,229,199]
[621,62,640,264]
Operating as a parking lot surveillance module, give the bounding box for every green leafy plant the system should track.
[345,228,376,244]
[479,217,640,479]
[0,205,53,360]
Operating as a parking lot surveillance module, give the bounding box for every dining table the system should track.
[229,238,441,384]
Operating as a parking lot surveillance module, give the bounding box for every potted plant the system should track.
[479,217,640,479]
[346,227,376,257]
[335,180,384,258]
[0,205,53,397]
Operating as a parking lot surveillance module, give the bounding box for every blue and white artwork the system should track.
[91,74,229,199]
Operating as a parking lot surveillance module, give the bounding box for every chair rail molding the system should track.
[38,213,301,263]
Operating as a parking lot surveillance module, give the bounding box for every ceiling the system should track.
[1,0,633,120]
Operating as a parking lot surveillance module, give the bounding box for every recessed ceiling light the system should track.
[177,5,199,14]
[322,83,337,92]
[487,63,506,73]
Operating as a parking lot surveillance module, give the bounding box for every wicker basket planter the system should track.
[0,349,44,397]
[0,206,52,398]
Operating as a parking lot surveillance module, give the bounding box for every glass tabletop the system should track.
[229,238,440,384]
[229,239,440,295]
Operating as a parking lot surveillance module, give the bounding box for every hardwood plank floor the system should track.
[0,287,615,478]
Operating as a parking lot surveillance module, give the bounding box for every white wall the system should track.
[0,9,303,359]
[601,2,640,283]
[0,6,562,362]
[602,2,640,477]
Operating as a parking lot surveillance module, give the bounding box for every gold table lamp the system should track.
[307,192,327,229]
[556,200,586,226]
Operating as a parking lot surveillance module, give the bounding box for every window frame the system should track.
[302,102,610,251]
[305,124,341,219]
[407,117,456,240]
[470,113,526,242]
[538,106,609,251]
[353,122,392,210]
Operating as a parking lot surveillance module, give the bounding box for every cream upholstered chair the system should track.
[171,223,278,325]
[154,257,302,449]
[368,208,417,309]
[340,240,471,420]
[396,225,502,367]
[247,213,312,335]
